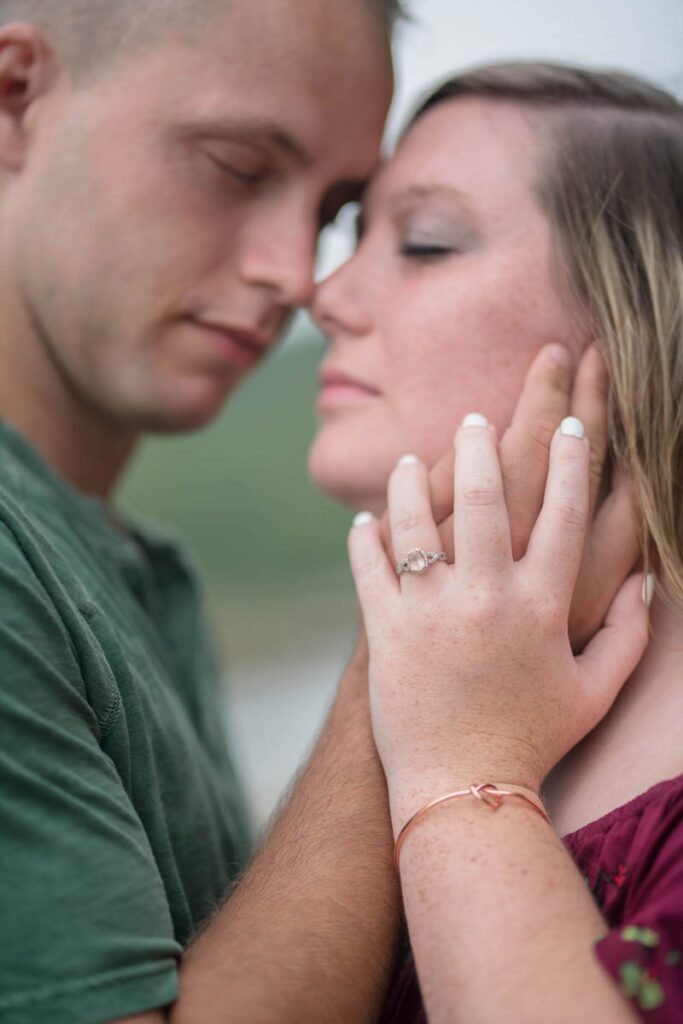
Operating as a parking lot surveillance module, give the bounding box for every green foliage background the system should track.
[119,325,358,664]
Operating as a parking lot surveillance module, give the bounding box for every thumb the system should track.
[575,572,651,713]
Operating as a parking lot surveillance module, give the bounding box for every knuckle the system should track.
[465,584,501,624]
[588,445,606,483]
[550,500,587,530]
[354,549,388,580]
[461,484,499,511]
[392,509,430,535]
[537,600,565,632]
[503,416,556,471]
[526,600,565,637]
[528,416,559,454]
[557,442,586,467]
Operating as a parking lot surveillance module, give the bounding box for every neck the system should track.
[627,588,683,705]
[0,285,136,499]
[1,380,136,498]
[545,587,683,832]
[573,586,683,747]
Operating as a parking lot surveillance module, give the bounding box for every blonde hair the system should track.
[412,62,683,602]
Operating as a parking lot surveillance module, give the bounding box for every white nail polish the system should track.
[353,511,375,528]
[397,454,420,467]
[642,574,656,607]
[462,413,488,429]
[560,416,585,439]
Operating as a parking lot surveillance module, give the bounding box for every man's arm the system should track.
[118,639,400,1024]
[174,637,400,1023]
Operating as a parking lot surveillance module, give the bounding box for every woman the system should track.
[311,63,683,1020]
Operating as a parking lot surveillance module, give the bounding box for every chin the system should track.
[308,433,388,514]
[124,376,236,434]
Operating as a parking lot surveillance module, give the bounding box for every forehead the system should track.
[111,0,393,179]
[367,98,543,221]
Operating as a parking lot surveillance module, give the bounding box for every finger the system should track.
[388,455,447,583]
[383,454,456,566]
[377,507,395,563]
[575,573,651,719]
[454,414,512,576]
[501,344,574,559]
[525,417,590,606]
[388,448,456,564]
[436,511,455,563]
[569,471,642,651]
[348,512,399,621]
[428,447,455,528]
[570,345,609,520]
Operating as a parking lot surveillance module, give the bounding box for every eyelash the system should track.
[208,155,266,186]
[400,243,454,260]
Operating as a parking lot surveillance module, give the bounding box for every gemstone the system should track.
[405,549,428,573]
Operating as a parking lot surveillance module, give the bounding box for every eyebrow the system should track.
[386,183,475,217]
[358,182,476,240]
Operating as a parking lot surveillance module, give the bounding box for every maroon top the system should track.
[380,775,683,1023]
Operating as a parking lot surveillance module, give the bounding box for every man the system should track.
[0,2,398,1022]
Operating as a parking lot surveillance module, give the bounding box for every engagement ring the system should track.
[396,548,447,576]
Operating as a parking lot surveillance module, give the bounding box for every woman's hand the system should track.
[378,344,641,656]
[349,414,650,826]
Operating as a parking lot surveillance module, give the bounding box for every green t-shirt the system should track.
[0,422,251,1024]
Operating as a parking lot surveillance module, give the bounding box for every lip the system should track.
[317,366,381,411]
[190,318,271,369]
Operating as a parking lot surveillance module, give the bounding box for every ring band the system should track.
[396,548,447,576]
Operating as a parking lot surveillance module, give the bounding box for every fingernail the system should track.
[352,511,376,528]
[462,412,488,429]
[560,416,585,439]
[642,574,656,607]
[397,454,420,467]
[547,343,573,368]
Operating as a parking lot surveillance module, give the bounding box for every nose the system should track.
[239,218,317,310]
[311,255,373,339]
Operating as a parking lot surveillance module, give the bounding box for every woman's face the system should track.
[309,97,590,511]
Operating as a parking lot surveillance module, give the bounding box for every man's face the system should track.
[2,0,392,432]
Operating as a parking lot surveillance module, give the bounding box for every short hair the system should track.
[410,62,683,602]
[0,0,406,79]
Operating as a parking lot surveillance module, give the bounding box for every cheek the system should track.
[380,260,577,463]
[379,298,526,463]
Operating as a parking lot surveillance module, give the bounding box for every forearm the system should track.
[391,777,640,1024]
[172,642,401,1024]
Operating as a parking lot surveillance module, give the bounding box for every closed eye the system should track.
[207,154,266,185]
[401,243,455,259]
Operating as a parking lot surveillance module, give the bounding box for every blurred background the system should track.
[120,0,683,827]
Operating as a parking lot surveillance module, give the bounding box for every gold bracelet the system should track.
[393,782,550,872]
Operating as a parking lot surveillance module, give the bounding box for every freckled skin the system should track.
[310,98,590,512]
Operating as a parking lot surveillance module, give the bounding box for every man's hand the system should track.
[380,343,641,652]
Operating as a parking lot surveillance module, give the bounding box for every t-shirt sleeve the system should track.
[0,525,182,1024]
[591,793,683,1021]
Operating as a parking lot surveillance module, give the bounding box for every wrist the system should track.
[387,762,545,835]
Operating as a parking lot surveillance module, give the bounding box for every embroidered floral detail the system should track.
[587,863,630,905]
[619,962,665,1010]
[615,927,681,1012]
[613,864,628,888]
[622,926,661,948]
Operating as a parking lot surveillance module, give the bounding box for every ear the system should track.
[0,23,56,172]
